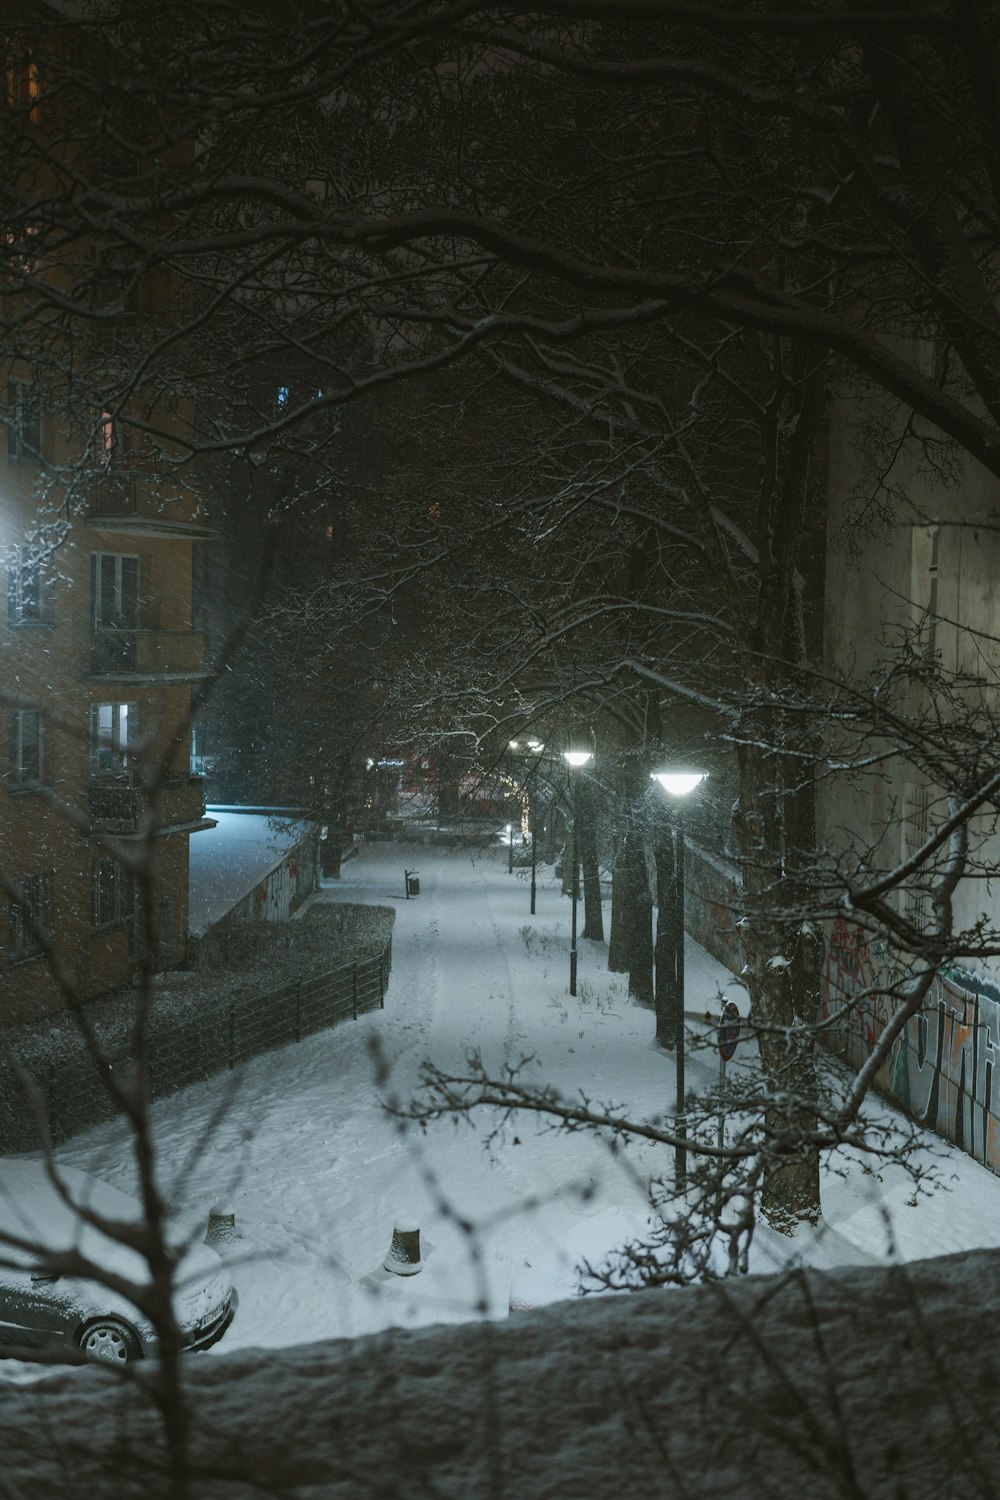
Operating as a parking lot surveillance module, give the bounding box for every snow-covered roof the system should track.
[187,810,311,935]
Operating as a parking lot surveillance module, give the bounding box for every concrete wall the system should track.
[685,843,742,976]
[822,917,1000,1170]
[191,823,319,967]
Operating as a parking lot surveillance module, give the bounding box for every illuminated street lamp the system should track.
[510,738,546,913]
[650,765,708,1191]
[563,746,593,995]
[526,741,545,915]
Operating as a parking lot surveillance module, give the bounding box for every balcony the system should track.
[89,775,208,836]
[86,468,217,541]
[90,629,209,682]
[89,467,139,517]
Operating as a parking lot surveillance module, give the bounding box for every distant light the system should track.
[509,740,520,750]
[650,768,707,798]
[563,750,592,768]
[527,739,544,752]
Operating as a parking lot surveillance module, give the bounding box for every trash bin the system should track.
[406,872,420,897]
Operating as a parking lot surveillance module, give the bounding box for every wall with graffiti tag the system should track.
[822,915,1000,1172]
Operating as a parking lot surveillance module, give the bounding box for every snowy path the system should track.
[40,838,1000,1353]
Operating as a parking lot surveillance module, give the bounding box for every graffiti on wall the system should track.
[823,916,1000,1171]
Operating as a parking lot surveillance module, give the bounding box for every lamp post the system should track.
[526,740,544,915]
[511,738,546,913]
[564,747,593,995]
[650,766,708,1193]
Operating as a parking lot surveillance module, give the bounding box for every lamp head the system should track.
[563,749,592,769]
[650,767,707,798]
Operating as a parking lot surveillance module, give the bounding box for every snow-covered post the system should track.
[384,1218,423,1276]
[204,1207,237,1249]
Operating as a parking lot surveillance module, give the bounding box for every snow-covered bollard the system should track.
[384,1218,423,1276]
[204,1206,238,1249]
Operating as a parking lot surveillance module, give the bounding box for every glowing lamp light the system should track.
[563,749,592,769]
[650,768,707,798]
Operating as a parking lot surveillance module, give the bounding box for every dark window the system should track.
[6,545,52,625]
[8,709,42,786]
[93,246,138,312]
[91,551,140,630]
[91,856,136,932]
[9,873,51,964]
[7,379,41,460]
[90,701,139,776]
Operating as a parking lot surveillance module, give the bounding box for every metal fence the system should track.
[1,942,392,1154]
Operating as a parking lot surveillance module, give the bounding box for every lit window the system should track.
[96,410,134,468]
[8,709,42,786]
[4,48,39,111]
[9,874,52,964]
[90,701,139,776]
[2,223,42,279]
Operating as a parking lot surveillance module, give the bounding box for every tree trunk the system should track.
[612,825,653,1005]
[735,724,821,1229]
[608,841,628,972]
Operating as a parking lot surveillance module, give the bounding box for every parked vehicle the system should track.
[0,1161,237,1365]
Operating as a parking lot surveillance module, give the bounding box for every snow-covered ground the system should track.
[13,839,1000,1360]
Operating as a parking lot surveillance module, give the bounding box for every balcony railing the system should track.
[89,467,139,516]
[90,629,206,678]
[89,775,207,834]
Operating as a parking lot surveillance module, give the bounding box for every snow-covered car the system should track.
[0,1160,237,1366]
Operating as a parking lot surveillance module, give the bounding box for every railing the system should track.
[91,629,206,677]
[0,937,393,1152]
[88,781,138,832]
[88,775,207,834]
[89,467,138,516]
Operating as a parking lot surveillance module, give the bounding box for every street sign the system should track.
[718,1000,741,1061]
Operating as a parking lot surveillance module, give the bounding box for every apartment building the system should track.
[819,358,1000,1170]
[1,22,216,1026]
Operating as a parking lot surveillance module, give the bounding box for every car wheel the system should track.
[77,1317,142,1366]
